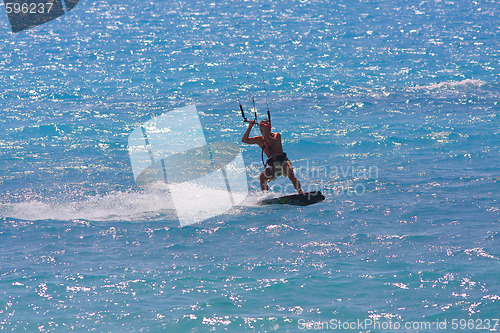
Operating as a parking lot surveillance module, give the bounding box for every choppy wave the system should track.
[0,0,498,330]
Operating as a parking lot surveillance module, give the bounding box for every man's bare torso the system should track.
[256,132,283,158]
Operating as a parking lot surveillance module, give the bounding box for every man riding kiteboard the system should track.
[241,118,304,194]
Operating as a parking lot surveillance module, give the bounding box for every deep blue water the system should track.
[0,0,498,331]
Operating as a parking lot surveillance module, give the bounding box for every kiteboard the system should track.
[259,191,325,206]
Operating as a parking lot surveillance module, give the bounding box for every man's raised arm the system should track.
[241,120,258,144]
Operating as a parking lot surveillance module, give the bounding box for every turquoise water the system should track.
[0,0,498,331]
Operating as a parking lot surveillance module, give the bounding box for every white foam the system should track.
[0,190,177,222]
[0,185,285,224]
[0,183,260,224]
[412,79,486,91]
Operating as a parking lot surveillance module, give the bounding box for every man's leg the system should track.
[259,167,273,191]
[283,162,303,193]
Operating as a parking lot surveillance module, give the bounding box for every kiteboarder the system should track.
[242,118,304,193]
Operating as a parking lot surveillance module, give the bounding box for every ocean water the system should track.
[0,0,499,331]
